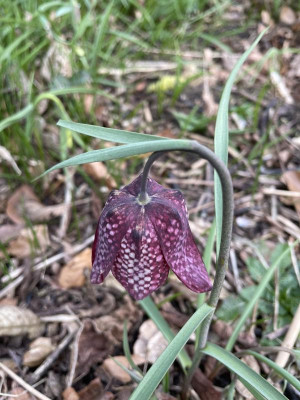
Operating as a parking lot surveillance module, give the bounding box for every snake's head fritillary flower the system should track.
[91,175,212,300]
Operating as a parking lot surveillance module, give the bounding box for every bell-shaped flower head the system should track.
[91,175,212,300]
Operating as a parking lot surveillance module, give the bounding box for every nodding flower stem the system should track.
[138,151,164,203]
[139,141,234,396]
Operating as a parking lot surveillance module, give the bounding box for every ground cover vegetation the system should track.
[0,0,299,399]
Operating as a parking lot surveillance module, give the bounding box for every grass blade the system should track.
[111,357,142,383]
[244,350,300,391]
[57,120,168,143]
[198,220,216,309]
[0,104,34,133]
[214,28,268,251]
[240,378,270,400]
[38,139,192,179]
[202,342,288,400]
[198,32,232,53]
[123,320,143,375]
[225,243,294,352]
[196,219,216,342]
[130,303,213,400]
[0,30,32,64]
[90,1,114,75]
[110,30,150,49]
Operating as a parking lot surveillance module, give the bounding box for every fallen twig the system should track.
[0,362,51,400]
[274,304,300,369]
[263,188,300,198]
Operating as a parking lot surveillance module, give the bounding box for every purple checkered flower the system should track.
[91,175,212,300]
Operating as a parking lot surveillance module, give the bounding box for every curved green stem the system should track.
[140,141,234,397]
[139,151,165,202]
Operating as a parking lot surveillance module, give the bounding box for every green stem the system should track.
[140,141,234,396]
[139,151,165,202]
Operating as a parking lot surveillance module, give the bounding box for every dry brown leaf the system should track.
[135,81,147,91]
[83,162,116,189]
[237,331,257,348]
[101,392,114,400]
[191,369,222,400]
[6,185,66,223]
[0,306,44,338]
[102,355,144,383]
[95,105,109,123]
[7,225,50,258]
[212,320,233,341]
[62,387,80,400]
[161,303,189,330]
[76,321,113,377]
[58,248,92,289]
[261,10,273,26]
[94,296,142,346]
[280,6,296,25]
[6,185,38,223]
[77,378,104,400]
[0,298,18,307]
[93,315,123,345]
[83,94,94,114]
[0,224,23,243]
[133,320,168,364]
[23,337,55,367]
[83,161,113,183]
[156,128,177,139]
[115,389,131,400]
[236,355,260,399]
[281,171,300,217]
[0,358,18,372]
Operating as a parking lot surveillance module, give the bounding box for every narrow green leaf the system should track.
[214,28,268,251]
[49,87,119,103]
[90,1,114,74]
[139,297,192,371]
[38,139,192,179]
[57,120,168,143]
[196,220,216,343]
[245,350,300,391]
[199,32,232,53]
[0,104,34,133]
[198,219,216,311]
[0,30,32,63]
[110,30,150,49]
[202,343,288,400]
[123,320,143,375]
[130,304,213,400]
[38,1,64,12]
[226,380,236,400]
[111,357,142,383]
[240,378,268,400]
[226,244,294,351]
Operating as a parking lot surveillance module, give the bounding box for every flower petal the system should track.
[112,214,169,300]
[171,227,212,292]
[123,174,165,196]
[153,189,188,219]
[91,192,138,284]
[148,197,212,293]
